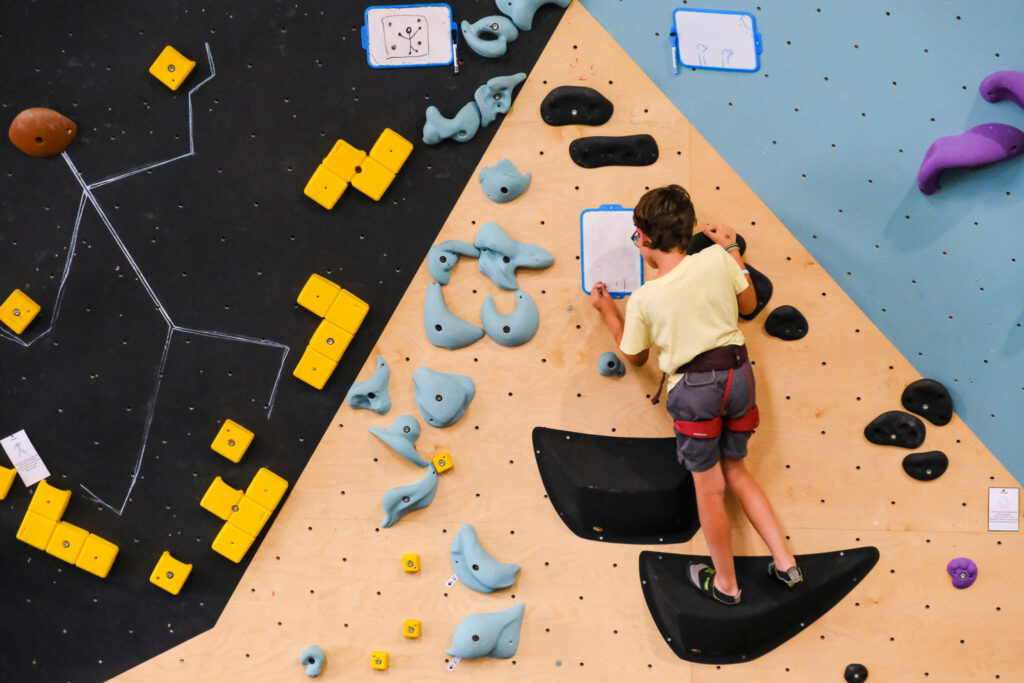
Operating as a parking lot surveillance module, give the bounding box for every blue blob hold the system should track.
[427,240,480,285]
[447,603,525,659]
[368,414,428,468]
[475,221,555,290]
[474,72,527,127]
[479,158,531,203]
[413,367,476,428]
[381,464,439,528]
[495,0,571,31]
[424,282,485,350]
[423,102,482,145]
[481,290,539,347]
[450,523,520,594]
[346,355,391,414]
[598,351,625,377]
[461,16,519,58]
[299,644,325,677]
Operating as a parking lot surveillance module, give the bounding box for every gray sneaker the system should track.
[768,561,803,587]
[688,562,742,605]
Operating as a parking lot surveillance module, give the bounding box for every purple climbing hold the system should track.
[917,123,1024,195]
[979,70,1024,110]
[946,557,977,589]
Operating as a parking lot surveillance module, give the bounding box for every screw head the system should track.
[167,64,176,72]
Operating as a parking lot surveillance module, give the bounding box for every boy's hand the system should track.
[589,282,616,313]
[703,224,738,249]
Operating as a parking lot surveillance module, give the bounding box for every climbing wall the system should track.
[118,4,1024,681]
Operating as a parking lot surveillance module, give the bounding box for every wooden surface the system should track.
[119,4,1024,681]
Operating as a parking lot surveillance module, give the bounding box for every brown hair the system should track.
[632,184,696,252]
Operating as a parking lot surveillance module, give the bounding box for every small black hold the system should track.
[540,86,614,126]
[688,232,746,256]
[901,378,952,426]
[764,305,808,340]
[569,135,659,168]
[844,663,869,682]
[864,411,926,448]
[738,264,772,321]
[902,451,948,481]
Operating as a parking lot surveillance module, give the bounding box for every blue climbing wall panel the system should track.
[581,0,1024,482]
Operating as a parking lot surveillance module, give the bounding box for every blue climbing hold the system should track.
[475,221,554,290]
[369,415,428,468]
[423,102,482,145]
[299,644,325,677]
[424,282,485,350]
[495,0,571,31]
[428,240,480,285]
[461,16,519,58]
[447,603,525,659]
[479,158,531,203]
[346,355,391,414]
[413,367,476,428]
[481,290,539,347]
[474,73,527,127]
[450,523,520,594]
[598,351,625,377]
[382,464,439,527]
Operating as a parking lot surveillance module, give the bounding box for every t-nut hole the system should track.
[472,634,480,641]
[435,394,443,402]
[403,425,411,433]
[502,326,511,334]
[402,495,410,503]
[435,324,443,332]
[500,186,509,194]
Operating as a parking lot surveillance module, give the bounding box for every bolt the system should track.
[228,439,235,447]
[168,64,176,72]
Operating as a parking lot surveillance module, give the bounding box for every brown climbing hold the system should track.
[8,107,77,158]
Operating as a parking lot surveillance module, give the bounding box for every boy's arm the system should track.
[702,224,756,315]
[590,283,650,366]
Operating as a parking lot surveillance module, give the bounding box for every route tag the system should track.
[1,430,50,487]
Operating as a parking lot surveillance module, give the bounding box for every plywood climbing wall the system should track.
[118,4,1024,681]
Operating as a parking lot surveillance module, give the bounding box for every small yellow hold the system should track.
[210,419,254,464]
[303,164,347,210]
[297,274,341,318]
[0,289,41,334]
[75,534,119,578]
[150,551,192,595]
[432,451,454,474]
[309,318,353,363]
[323,139,368,181]
[351,155,396,202]
[212,521,255,563]
[199,476,244,520]
[227,495,272,538]
[45,521,89,565]
[245,467,289,511]
[293,346,338,390]
[16,510,57,551]
[401,553,420,572]
[0,465,16,500]
[370,651,389,670]
[369,128,414,175]
[28,479,71,522]
[402,619,422,638]
[149,45,196,91]
[325,289,369,336]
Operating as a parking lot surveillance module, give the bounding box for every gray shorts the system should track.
[665,361,756,472]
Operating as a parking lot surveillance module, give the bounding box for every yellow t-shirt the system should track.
[619,245,749,393]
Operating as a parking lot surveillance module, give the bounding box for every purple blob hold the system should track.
[947,557,977,589]
[917,123,1024,195]
[980,70,1024,110]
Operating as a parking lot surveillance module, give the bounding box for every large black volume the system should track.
[569,134,659,168]
[540,85,614,126]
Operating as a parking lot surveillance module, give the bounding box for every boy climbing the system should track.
[589,184,801,605]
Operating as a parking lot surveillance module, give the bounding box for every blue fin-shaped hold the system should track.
[424,282,485,350]
[474,73,527,127]
[447,603,525,659]
[369,415,428,468]
[413,367,476,428]
[450,524,520,593]
[495,0,571,31]
[381,464,439,527]
[598,351,625,376]
[481,290,539,347]
[475,221,554,290]
[423,102,482,145]
[428,240,480,285]
[299,644,325,677]
[346,355,391,414]
[479,158,531,203]
[461,16,519,58]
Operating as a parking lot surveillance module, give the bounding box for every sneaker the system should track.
[687,562,741,605]
[768,561,804,587]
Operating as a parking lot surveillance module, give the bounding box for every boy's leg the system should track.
[691,462,739,596]
[720,456,796,571]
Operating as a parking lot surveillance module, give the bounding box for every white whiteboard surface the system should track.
[581,205,644,298]
[363,4,454,68]
[673,8,761,72]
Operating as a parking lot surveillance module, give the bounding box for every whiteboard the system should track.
[672,8,762,72]
[580,205,644,298]
[362,4,455,68]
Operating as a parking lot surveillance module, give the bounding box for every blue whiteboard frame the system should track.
[580,204,645,299]
[671,7,762,74]
[361,3,458,69]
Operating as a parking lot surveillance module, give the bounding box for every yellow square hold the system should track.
[211,419,254,464]
[402,619,422,638]
[149,45,196,91]
[325,289,369,335]
[212,521,255,563]
[245,467,289,511]
[46,521,89,564]
[0,465,16,499]
[309,319,353,363]
[304,164,347,210]
[370,128,414,175]
[432,451,454,474]
[150,551,192,595]
[351,155,396,201]
[293,346,337,390]
[28,479,71,522]
[401,553,420,572]
[323,139,367,181]
[0,289,41,335]
[370,652,389,670]
[200,476,244,520]
[227,496,271,538]
[75,534,119,578]
[297,274,341,317]
[16,510,57,550]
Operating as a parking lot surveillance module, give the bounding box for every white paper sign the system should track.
[988,487,1019,532]
[1,429,51,487]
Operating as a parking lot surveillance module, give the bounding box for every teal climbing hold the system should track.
[428,240,480,285]
[424,282,485,350]
[481,290,539,347]
[479,158,531,203]
[369,414,428,468]
[382,464,439,527]
[450,523,520,594]
[598,351,625,376]
[474,73,527,127]
[423,102,482,145]
[346,355,391,414]
[461,16,519,58]
[413,367,476,428]
[495,0,571,31]
[299,644,325,677]
[446,603,525,659]
[475,221,554,290]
